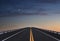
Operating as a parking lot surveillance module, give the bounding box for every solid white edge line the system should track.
[2,29,26,41]
[34,29,60,41]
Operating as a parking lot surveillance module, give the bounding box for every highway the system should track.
[0,27,60,41]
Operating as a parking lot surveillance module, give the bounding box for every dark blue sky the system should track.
[0,0,60,17]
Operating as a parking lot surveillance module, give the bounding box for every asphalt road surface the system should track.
[0,27,60,41]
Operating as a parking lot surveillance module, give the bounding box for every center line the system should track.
[30,28,34,41]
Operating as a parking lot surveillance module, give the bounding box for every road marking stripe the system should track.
[34,29,60,41]
[2,29,26,41]
[30,28,34,41]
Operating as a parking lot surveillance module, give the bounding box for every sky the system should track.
[0,0,60,32]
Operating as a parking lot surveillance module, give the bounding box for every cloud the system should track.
[0,0,60,17]
[0,7,48,17]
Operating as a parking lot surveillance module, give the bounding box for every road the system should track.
[0,27,60,41]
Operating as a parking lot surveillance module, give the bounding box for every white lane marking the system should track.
[2,29,26,41]
[34,29,60,41]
